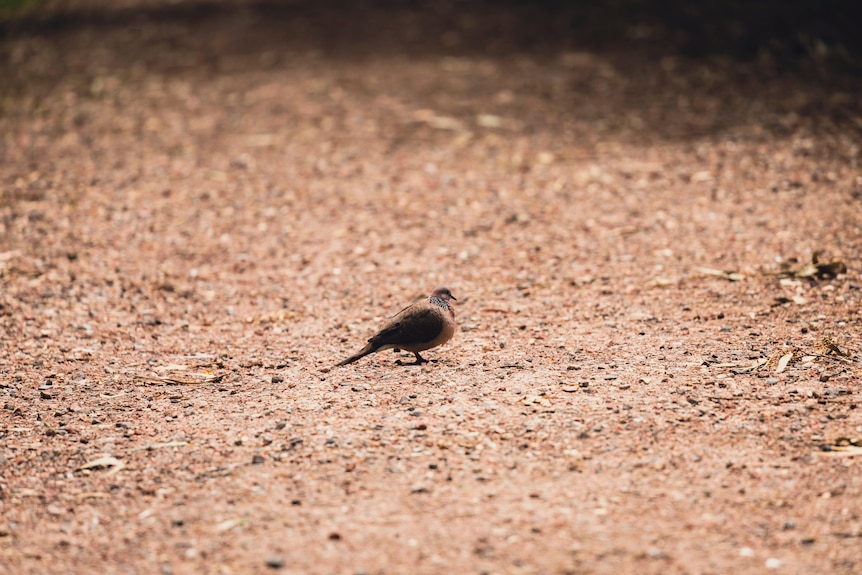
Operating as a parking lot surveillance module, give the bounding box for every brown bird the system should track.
[336,287,457,366]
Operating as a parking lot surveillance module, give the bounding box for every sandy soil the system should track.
[2,2,862,574]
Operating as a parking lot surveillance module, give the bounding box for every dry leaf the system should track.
[776,353,793,374]
[79,456,125,476]
[729,357,769,373]
[215,518,247,532]
[154,364,189,372]
[476,114,504,128]
[822,445,862,457]
[696,268,745,281]
[413,109,463,131]
[522,395,551,407]
[136,372,225,385]
[820,337,851,357]
[77,492,112,499]
[796,254,847,279]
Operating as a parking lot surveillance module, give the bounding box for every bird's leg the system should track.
[412,352,428,365]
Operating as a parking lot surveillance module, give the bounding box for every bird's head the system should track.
[431,287,456,302]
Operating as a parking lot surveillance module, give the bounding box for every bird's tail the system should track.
[335,343,377,367]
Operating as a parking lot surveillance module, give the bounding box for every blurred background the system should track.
[3,0,862,67]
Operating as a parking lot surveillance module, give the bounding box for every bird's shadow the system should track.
[394,359,434,367]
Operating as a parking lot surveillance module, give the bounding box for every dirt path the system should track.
[2,2,861,574]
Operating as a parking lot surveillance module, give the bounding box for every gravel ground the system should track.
[2,2,862,574]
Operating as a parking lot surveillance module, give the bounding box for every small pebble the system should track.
[251,454,265,465]
[271,375,284,384]
[765,558,781,569]
[265,556,285,569]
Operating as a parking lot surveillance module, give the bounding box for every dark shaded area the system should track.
[1,0,859,156]
[2,0,861,71]
[642,0,862,63]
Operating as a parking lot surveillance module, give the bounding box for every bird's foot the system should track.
[394,353,429,366]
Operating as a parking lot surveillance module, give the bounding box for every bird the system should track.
[336,287,457,366]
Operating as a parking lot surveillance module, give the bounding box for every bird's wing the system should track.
[370,306,443,346]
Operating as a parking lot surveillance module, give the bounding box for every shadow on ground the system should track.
[2,0,861,148]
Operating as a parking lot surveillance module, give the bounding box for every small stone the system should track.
[265,556,285,569]
[410,482,432,494]
[251,454,265,465]
[46,504,64,516]
[271,375,284,384]
[765,558,781,569]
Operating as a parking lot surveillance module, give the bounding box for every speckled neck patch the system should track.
[429,297,450,310]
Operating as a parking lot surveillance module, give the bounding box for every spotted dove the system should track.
[336,287,457,366]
